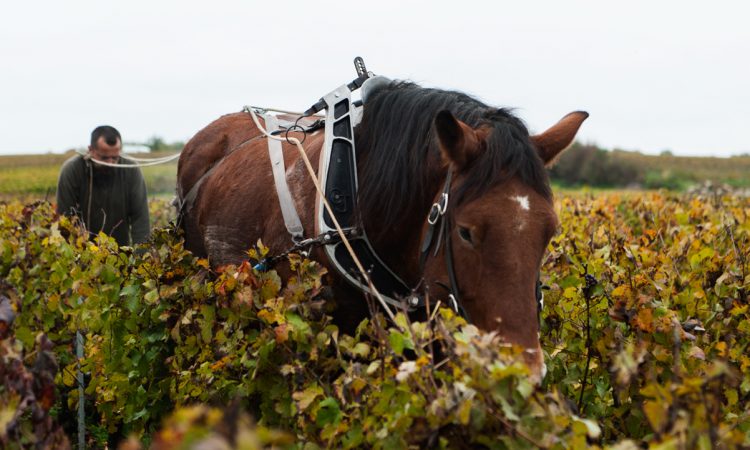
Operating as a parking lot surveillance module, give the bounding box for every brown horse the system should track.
[177,80,587,377]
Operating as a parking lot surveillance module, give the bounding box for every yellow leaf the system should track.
[611,285,629,298]
[715,341,727,357]
[643,400,668,433]
[633,307,655,333]
[457,398,472,425]
[292,385,323,411]
[350,377,367,395]
[0,393,20,432]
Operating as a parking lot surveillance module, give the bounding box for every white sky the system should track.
[1,1,748,157]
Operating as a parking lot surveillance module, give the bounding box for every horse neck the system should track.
[359,154,447,285]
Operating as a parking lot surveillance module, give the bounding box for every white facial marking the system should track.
[512,195,530,211]
[511,195,530,232]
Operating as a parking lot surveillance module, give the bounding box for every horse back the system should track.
[177,112,261,198]
[177,110,325,264]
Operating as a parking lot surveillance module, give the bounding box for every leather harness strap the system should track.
[418,171,470,319]
[176,114,319,231]
[264,114,304,240]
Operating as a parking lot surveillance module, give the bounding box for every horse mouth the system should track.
[524,347,547,384]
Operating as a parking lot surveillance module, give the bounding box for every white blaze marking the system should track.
[511,195,530,232]
[512,195,530,211]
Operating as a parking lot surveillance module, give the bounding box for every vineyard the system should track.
[1,191,749,449]
[0,151,178,198]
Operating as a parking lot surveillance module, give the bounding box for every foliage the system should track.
[137,136,184,153]
[542,191,750,447]
[118,404,293,450]
[0,282,70,449]
[0,191,749,448]
[149,197,177,230]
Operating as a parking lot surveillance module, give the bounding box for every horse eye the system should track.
[457,226,472,244]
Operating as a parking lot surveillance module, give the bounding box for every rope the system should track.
[244,106,397,323]
[85,152,182,168]
[82,106,314,169]
[121,153,181,163]
[250,106,314,116]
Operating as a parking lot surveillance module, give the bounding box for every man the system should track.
[56,125,150,246]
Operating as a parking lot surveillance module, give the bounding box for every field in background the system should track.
[550,144,750,190]
[0,150,178,198]
[612,150,750,188]
[4,147,750,201]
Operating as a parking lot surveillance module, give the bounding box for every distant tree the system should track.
[549,142,640,187]
[133,136,185,153]
[145,136,166,152]
[660,149,674,157]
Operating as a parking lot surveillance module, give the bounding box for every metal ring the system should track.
[437,193,448,214]
[428,204,441,225]
[427,193,449,225]
[285,124,306,145]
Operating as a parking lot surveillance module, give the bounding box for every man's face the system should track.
[89,136,121,173]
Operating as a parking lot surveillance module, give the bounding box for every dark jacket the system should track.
[56,154,150,246]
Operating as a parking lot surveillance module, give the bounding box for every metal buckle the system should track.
[427,193,449,225]
[538,290,544,312]
[448,294,459,313]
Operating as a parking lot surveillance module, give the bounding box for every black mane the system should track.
[355,81,551,237]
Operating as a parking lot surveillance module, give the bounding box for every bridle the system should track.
[418,170,470,320]
[418,170,546,324]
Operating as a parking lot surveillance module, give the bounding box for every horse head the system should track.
[421,109,588,379]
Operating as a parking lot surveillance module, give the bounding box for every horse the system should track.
[177,80,587,378]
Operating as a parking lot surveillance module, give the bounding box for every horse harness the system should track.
[179,58,545,323]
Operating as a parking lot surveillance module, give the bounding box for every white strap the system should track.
[264,115,304,239]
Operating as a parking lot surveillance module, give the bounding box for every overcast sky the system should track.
[1,1,748,157]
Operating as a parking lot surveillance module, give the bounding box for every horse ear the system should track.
[531,111,589,165]
[435,110,480,171]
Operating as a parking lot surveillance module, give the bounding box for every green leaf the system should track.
[200,305,215,343]
[389,330,409,356]
[351,342,370,358]
[316,397,342,427]
[144,288,159,305]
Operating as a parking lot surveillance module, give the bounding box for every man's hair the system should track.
[90,125,121,148]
